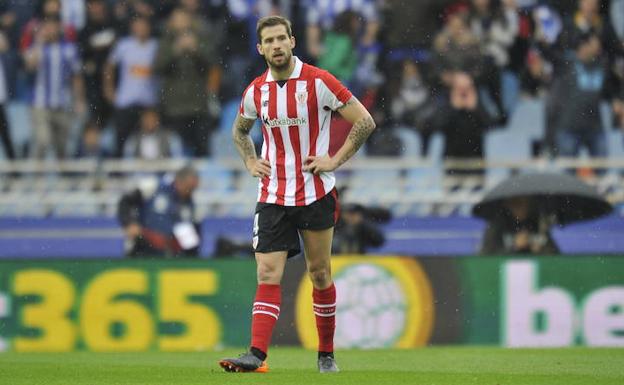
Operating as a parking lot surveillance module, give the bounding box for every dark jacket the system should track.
[549,57,611,134]
[332,205,388,254]
[430,101,493,158]
[154,23,216,118]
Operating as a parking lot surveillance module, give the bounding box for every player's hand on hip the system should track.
[246,158,271,178]
[303,155,337,175]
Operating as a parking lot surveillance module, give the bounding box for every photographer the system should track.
[117,165,200,257]
[332,203,387,254]
[479,196,560,255]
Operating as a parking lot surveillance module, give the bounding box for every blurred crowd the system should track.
[0,0,623,163]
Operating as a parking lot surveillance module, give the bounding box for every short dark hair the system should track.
[256,15,292,43]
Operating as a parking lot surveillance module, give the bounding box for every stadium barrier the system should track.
[0,256,622,352]
[0,157,623,218]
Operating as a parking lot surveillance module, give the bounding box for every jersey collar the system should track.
[265,56,303,83]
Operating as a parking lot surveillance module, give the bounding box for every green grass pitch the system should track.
[1,347,623,385]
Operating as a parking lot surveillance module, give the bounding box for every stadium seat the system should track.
[404,166,443,192]
[394,127,422,157]
[212,130,239,159]
[485,98,545,162]
[219,99,240,132]
[5,102,31,157]
[427,133,445,164]
[198,164,233,193]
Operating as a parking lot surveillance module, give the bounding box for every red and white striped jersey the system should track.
[239,57,353,206]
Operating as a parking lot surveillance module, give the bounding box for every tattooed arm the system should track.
[232,113,271,178]
[333,97,377,167]
[303,97,376,174]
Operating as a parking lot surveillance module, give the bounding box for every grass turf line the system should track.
[0,347,623,385]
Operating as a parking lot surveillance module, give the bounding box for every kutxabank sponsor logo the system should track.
[262,115,307,127]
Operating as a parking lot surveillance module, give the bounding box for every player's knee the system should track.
[308,265,331,288]
[257,264,282,284]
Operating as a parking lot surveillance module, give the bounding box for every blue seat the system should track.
[198,164,233,193]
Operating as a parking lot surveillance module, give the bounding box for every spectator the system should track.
[117,165,200,257]
[0,3,31,100]
[316,10,359,83]
[469,0,518,69]
[480,196,560,255]
[111,0,160,35]
[468,0,518,118]
[219,5,253,100]
[0,2,33,48]
[332,203,386,254]
[378,0,448,123]
[612,0,624,40]
[103,15,158,157]
[532,4,563,46]
[178,0,210,17]
[19,0,77,54]
[432,8,483,89]
[382,0,456,56]
[428,72,495,180]
[0,31,15,160]
[305,0,380,61]
[503,0,533,76]
[389,59,437,155]
[559,0,623,65]
[61,0,86,31]
[23,15,85,159]
[548,32,614,158]
[123,108,182,160]
[74,119,109,159]
[154,7,217,157]
[519,48,554,97]
[78,0,116,126]
[530,4,564,66]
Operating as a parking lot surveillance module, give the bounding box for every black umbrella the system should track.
[472,172,613,225]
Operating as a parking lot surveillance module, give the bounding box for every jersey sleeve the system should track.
[239,83,258,120]
[317,70,353,111]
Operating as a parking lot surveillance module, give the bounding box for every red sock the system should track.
[250,284,281,356]
[313,283,336,353]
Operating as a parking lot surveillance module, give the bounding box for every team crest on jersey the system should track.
[296,91,308,105]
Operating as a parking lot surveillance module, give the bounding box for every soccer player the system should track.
[219,15,376,374]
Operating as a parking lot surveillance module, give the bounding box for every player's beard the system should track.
[266,51,292,72]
